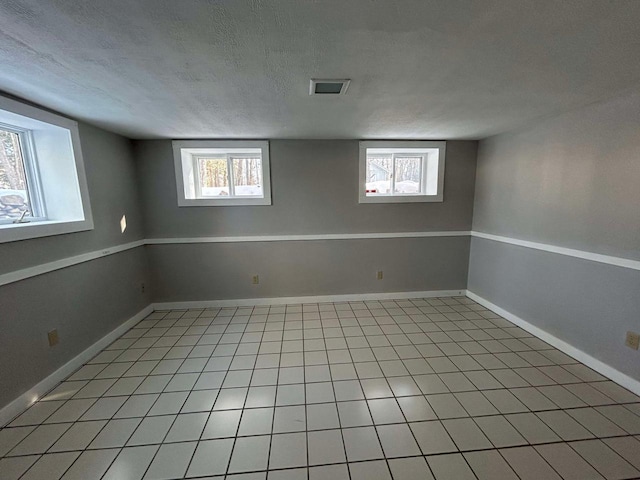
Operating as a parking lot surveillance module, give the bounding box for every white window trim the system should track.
[173,140,271,207]
[0,96,93,244]
[358,140,446,203]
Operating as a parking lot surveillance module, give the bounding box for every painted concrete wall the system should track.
[469,91,640,381]
[148,237,470,302]
[1,123,147,274]
[135,140,477,237]
[0,123,151,408]
[472,92,640,260]
[135,139,477,301]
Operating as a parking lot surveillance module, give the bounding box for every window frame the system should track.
[359,140,446,203]
[0,122,49,224]
[193,153,264,199]
[0,95,93,244]
[173,140,271,207]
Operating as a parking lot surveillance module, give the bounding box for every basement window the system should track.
[173,140,271,206]
[359,141,446,203]
[0,96,93,243]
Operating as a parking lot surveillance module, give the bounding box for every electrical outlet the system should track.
[625,331,639,350]
[48,329,59,347]
[377,271,383,280]
[252,275,260,285]
[141,283,146,294]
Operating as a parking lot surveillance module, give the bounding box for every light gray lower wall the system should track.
[0,247,150,408]
[149,236,470,302]
[468,236,640,381]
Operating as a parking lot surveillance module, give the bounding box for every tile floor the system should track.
[1,296,640,479]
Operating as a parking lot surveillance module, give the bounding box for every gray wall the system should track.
[0,123,151,408]
[149,237,470,302]
[469,90,640,381]
[472,91,640,260]
[136,140,477,237]
[135,140,477,301]
[1,123,147,274]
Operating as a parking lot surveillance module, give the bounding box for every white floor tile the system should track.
[0,456,40,480]
[202,410,241,439]
[349,459,392,480]
[342,426,383,461]
[272,405,305,433]
[20,451,80,480]
[164,412,207,442]
[9,423,71,456]
[49,420,106,452]
[228,435,271,473]
[269,432,307,469]
[186,438,233,477]
[89,417,141,449]
[102,445,159,480]
[376,423,421,458]
[409,420,457,455]
[238,408,274,436]
[1,297,637,480]
[61,448,119,480]
[143,441,197,480]
[127,415,175,446]
[307,429,345,465]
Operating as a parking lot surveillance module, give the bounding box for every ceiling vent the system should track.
[309,79,351,95]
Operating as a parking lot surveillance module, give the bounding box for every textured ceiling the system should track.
[1,0,640,139]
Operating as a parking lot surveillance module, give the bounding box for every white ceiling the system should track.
[1,0,640,140]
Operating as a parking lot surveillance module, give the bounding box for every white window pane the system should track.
[232,157,263,196]
[365,155,392,195]
[393,156,422,194]
[0,129,32,220]
[198,157,230,196]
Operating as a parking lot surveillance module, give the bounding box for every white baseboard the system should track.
[0,305,153,428]
[153,289,467,310]
[466,290,640,396]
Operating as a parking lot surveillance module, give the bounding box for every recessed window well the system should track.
[309,79,351,95]
[0,95,93,243]
[359,140,446,203]
[173,140,271,206]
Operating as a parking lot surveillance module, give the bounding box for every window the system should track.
[0,96,92,243]
[359,141,446,203]
[173,140,271,206]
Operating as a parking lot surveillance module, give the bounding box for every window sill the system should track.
[358,194,443,204]
[178,197,272,207]
[0,218,94,244]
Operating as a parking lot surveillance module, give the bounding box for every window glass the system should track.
[232,157,262,196]
[0,129,32,221]
[393,156,422,194]
[365,155,392,195]
[198,157,229,196]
